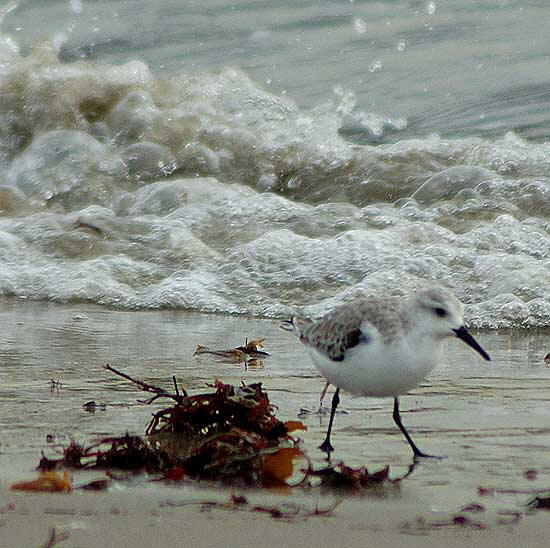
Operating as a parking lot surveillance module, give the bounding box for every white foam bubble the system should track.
[0,45,548,326]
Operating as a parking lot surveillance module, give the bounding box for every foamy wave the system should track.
[0,42,549,327]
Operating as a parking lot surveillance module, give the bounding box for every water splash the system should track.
[0,40,548,327]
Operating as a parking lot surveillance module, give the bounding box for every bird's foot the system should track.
[413,451,446,461]
[319,439,334,454]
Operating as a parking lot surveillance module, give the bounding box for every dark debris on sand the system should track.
[37,364,398,492]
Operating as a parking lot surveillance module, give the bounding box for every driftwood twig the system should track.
[41,528,69,548]
[103,364,187,404]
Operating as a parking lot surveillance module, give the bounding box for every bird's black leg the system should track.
[392,397,438,459]
[319,387,340,453]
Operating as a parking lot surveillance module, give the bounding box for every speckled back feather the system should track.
[297,297,412,361]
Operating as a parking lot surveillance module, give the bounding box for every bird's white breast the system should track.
[307,333,441,397]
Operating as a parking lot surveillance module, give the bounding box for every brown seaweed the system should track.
[36,364,397,493]
[193,338,270,363]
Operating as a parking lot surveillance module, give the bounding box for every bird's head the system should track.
[412,287,490,361]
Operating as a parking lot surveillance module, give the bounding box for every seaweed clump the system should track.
[36,364,397,492]
[41,365,308,487]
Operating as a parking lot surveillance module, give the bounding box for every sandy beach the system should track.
[1,300,550,547]
[3,487,550,548]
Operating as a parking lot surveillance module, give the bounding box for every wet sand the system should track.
[1,299,550,546]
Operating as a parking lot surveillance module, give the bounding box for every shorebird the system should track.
[282,286,491,458]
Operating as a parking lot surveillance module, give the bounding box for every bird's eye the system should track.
[434,307,447,318]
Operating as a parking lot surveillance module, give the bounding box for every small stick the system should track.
[160,497,341,521]
[41,528,69,548]
[319,382,330,409]
[102,364,186,403]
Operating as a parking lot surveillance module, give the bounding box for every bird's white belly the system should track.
[308,340,438,397]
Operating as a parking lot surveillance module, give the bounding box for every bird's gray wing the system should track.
[301,307,370,362]
[300,298,408,361]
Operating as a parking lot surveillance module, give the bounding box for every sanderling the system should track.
[282,286,491,458]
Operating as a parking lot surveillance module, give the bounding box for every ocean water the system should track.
[0,0,549,327]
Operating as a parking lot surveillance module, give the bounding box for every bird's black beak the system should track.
[453,326,491,361]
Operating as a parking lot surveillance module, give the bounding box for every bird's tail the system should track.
[279,316,313,338]
[279,319,295,333]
